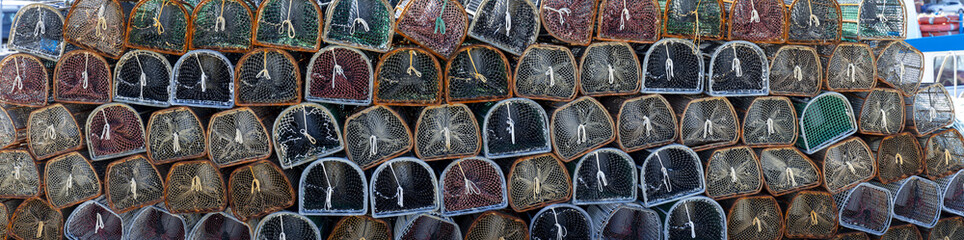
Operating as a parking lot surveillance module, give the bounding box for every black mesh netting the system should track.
[9,198,62,240]
[64,201,123,240]
[929,217,964,240]
[879,224,922,240]
[820,137,875,193]
[909,83,955,136]
[85,103,147,161]
[113,50,173,107]
[759,147,821,196]
[836,183,892,235]
[343,105,412,169]
[322,0,395,52]
[8,4,66,61]
[306,46,374,105]
[642,38,703,94]
[127,206,188,239]
[572,148,637,205]
[530,204,593,240]
[663,0,724,39]
[769,45,821,97]
[726,196,783,240]
[464,211,529,240]
[615,94,678,152]
[395,0,468,58]
[235,48,302,106]
[105,155,165,214]
[708,41,770,96]
[188,212,252,239]
[172,50,235,108]
[483,98,551,159]
[826,43,876,92]
[272,103,343,169]
[0,150,40,199]
[370,157,439,218]
[299,157,368,216]
[579,42,640,96]
[507,153,572,212]
[664,196,727,239]
[164,160,227,213]
[54,50,112,104]
[586,203,661,239]
[255,211,322,240]
[840,0,906,40]
[414,104,480,161]
[0,54,48,107]
[146,106,206,164]
[924,129,964,178]
[876,41,923,96]
[705,146,763,200]
[445,45,511,103]
[190,0,254,52]
[742,96,797,147]
[439,157,506,216]
[855,88,904,135]
[728,0,786,42]
[872,133,922,184]
[466,0,539,55]
[941,170,964,216]
[328,215,392,240]
[27,104,83,160]
[785,190,838,238]
[891,176,942,228]
[64,0,126,58]
[125,0,191,54]
[207,107,272,167]
[514,44,578,101]
[374,48,443,105]
[640,144,705,207]
[394,213,462,240]
[786,0,841,44]
[550,96,615,161]
[540,0,595,44]
[596,0,661,43]
[228,160,295,220]
[44,152,101,209]
[254,0,322,51]
[677,96,739,151]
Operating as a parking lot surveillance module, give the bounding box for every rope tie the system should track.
[348,0,370,34]
[702,119,714,139]
[533,171,542,198]
[731,47,743,77]
[44,125,56,140]
[441,127,451,150]
[100,113,111,140]
[895,153,904,165]
[406,50,422,77]
[135,54,147,99]
[34,8,45,36]
[877,0,887,21]
[172,132,181,152]
[899,63,906,79]
[458,162,481,194]
[607,64,615,84]
[642,116,653,136]
[506,102,516,144]
[434,0,447,34]
[594,152,608,192]
[82,53,90,89]
[234,128,244,143]
[665,57,675,80]
[256,51,271,80]
[619,0,630,30]
[279,0,296,38]
[545,66,555,87]
[36,221,44,238]
[250,175,261,194]
[766,118,775,135]
[845,161,857,174]
[191,176,203,192]
[320,162,334,209]
[152,1,167,34]
[786,168,797,186]
[95,213,105,233]
[752,217,762,232]
[807,0,819,26]
[215,0,227,31]
[468,49,487,82]
[130,177,138,199]
[749,0,760,23]
[301,107,316,144]
[11,58,23,92]
[793,65,802,81]
[809,210,819,225]
[684,204,696,238]
[95,5,108,38]
[879,109,889,132]
[730,167,738,183]
[278,216,287,240]
[945,149,952,166]
[503,2,511,36]
[13,165,20,180]
[657,154,672,192]
[195,55,208,92]
[331,52,345,88]
[543,6,571,25]
[930,105,938,121]
[576,124,587,144]
[369,135,378,155]
[551,208,568,240]
[64,174,74,193]
[389,162,404,207]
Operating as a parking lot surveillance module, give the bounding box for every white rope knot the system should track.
[929,106,938,121]
[331,52,346,88]
[766,118,775,135]
[657,155,672,192]
[845,161,857,174]
[732,57,743,77]
[250,177,261,194]
[642,116,653,136]
[505,103,516,144]
[786,168,797,186]
[753,217,763,232]
[190,176,203,192]
[543,7,571,25]
[214,16,226,32]
[879,109,889,132]
[458,162,481,194]
[369,135,378,155]
[100,113,111,140]
[13,165,20,180]
[665,58,675,80]
[441,127,451,150]
[11,59,23,92]
[301,129,317,144]
[130,177,138,199]
[321,162,334,209]
[33,19,45,37]
[95,5,108,37]
[234,128,244,143]
[848,63,857,83]
[195,56,208,92]
[389,163,404,207]
[730,167,738,183]
[172,131,181,152]
[945,149,953,165]
[351,18,370,34]
[749,0,760,23]
[64,174,74,194]
[793,65,803,81]
[895,153,904,165]
[278,217,287,240]
[95,213,104,233]
[594,153,608,192]
[576,124,588,144]
[256,64,271,80]
[504,7,511,36]
[545,66,556,87]
[533,173,542,198]
[82,53,90,89]
[279,0,296,38]
[619,0,630,30]
[44,125,56,140]
[138,70,147,98]
[702,119,714,139]
[807,0,820,27]
[36,221,44,239]
[685,205,696,238]
[607,64,615,84]
[552,208,568,240]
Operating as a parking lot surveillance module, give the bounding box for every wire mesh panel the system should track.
[272,103,343,169]
[26,104,83,160]
[105,155,164,214]
[663,0,724,39]
[0,54,48,107]
[64,200,123,240]
[908,83,955,136]
[370,157,439,218]
[253,0,322,51]
[578,42,640,96]
[164,160,227,213]
[126,205,188,240]
[833,232,870,240]
[228,160,294,221]
[641,38,704,94]
[8,4,66,61]
[596,0,661,43]
[146,107,206,164]
[924,129,964,179]
[323,0,394,52]
[125,0,190,54]
[664,196,727,239]
[768,45,821,96]
[343,105,412,169]
[9,198,62,240]
[728,0,786,42]
[727,196,783,240]
[394,213,462,240]
[539,0,595,45]
[929,216,964,240]
[86,103,147,161]
[513,44,578,101]
[941,170,964,216]
[871,133,922,184]
[0,203,7,239]
[299,157,367,216]
[853,88,904,135]
[190,0,254,52]
[785,191,838,238]
[890,176,942,228]
[445,45,511,103]
[640,144,706,207]
[529,204,593,239]
[786,0,841,44]
[572,148,637,205]
[255,211,322,240]
[439,157,506,216]
[0,107,24,149]
[172,50,236,108]
[188,212,252,240]
[614,94,678,152]
[826,43,876,92]
[396,0,468,58]
[876,41,923,96]
[373,47,443,105]
[741,96,797,147]
[328,215,392,240]
[466,0,539,55]
[759,147,821,196]
[879,224,922,240]
[507,153,572,212]
[234,48,301,106]
[53,50,112,104]
[836,182,893,235]
[207,107,271,167]
[707,41,770,96]
[819,137,876,193]
[44,152,101,209]
[465,211,529,240]
[0,150,40,199]
[677,96,740,151]
[113,50,173,107]
[839,0,906,40]
[483,98,551,158]
[796,92,857,154]
[586,203,661,239]
[64,0,126,58]
[704,146,763,200]
[306,46,374,105]
[414,104,480,161]
[550,96,615,161]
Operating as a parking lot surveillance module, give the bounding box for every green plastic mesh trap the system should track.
[227,160,295,221]
[640,144,706,207]
[785,191,838,238]
[64,0,126,58]
[369,157,439,218]
[786,0,841,44]
[343,105,412,169]
[125,0,191,54]
[44,152,101,209]
[550,96,615,162]
[438,157,507,216]
[234,48,302,106]
[839,0,906,40]
[795,92,857,154]
[254,0,323,51]
[146,107,206,164]
[164,160,227,213]
[613,94,678,152]
[818,137,876,193]
[663,196,727,239]
[206,107,272,167]
[907,83,955,136]
[924,129,964,179]
[579,42,640,96]
[396,0,468,58]
[852,88,904,135]
[675,96,740,151]
[739,96,798,147]
[465,0,539,55]
[374,47,443,106]
[26,104,83,160]
[9,198,62,240]
[876,41,923,96]
[445,45,512,103]
[0,150,40,199]
[113,50,173,107]
[327,215,392,240]
[513,44,578,101]
[0,53,49,107]
[641,38,704,94]
[726,196,784,240]
[825,43,876,92]
[869,133,922,184]
[768,45,821,97]
[306,46,374,105]
[53,50,113,104]
[8,4,66,61]
[835,182,893,236]
[482,98,551,159]
[704,146,763,200]
[507,153,572,212]
[190,0,254,52]
[596,0,662,43]
[663,0,724,39]
[540,0,596,45]
[85,103,148,161]
[104,155,165,213]
[172,50,236,108]
[464,211,529,240]
[298,157,368,216]
[323,0,395,52]
[272,103,344,169]
[727,0,787,43]
[414,104,480,161]
[571,148,638,205]
[759,147,821,196]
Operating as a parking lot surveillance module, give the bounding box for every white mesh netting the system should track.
[9,198,62,240]
[677,96,740,151]
[465,0,539,55]
[464,211,529,240]
[483,98,551,159]
[414,104,480,161]
[255,211,322,240]
[826,43,876,92]
[8,4,66,61]
[394,213,462,240]
[768,45,821,97]
[207,107,272,167]
[785,190,838,238]
[704,146,763,200]
[876,41,923,96]
[343,105,412,169]
[44,152,101,209]
[64,0,126,58]
[27,104,83,160]
[0,150,40,199]
[374,48,443,105]
[924,129,964,179]
[614,94,678,152]
[113,50,173,107]
[871,133,923,184]
[235,48,302,106]
[164,160,227,213]
[507,153,572,212]
[908,83,955,136]
[641,38,704,94]
[855,88,905,135]
[707,41,770,96]
[146,106,206,164]
[820,137,876,193]
[741,96,798,147]
[759,147,821,196]
[105,155,165,213]
[578,42,640,96]
[550,96,615,162]
[726,196,783,240]
[227,160,295,221]
[328,215,392,240]
[513,44,578,101]
[786,0,841,44]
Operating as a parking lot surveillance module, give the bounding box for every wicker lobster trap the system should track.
[586,203,661,239]
[64,200,123,240]
[613,94,678,152]
[738,96,797,147]
[707,41,770,96]
[506,153,572,212]
[53,50,112,104]
[673,96,740,151]
[394,213,462,240]
[126,206,188,240]
[343,105,412,169]
[833,232,870,240]
[188,212,252,240]
[299,157,368,216]
[529,204,593,240]
[839,0,906,40]
[727,196,784,240]
[704,146,764,200]
[445,45,512,103]
[596,0,662,43]
[234,48,302,106]
[207,107,272,167]
[795,92,857,154]
[395,0,468,58]
[578,42,640,96]
[641,38,704,94]
[727,0,786,42]
[9,198,62,240]
[164,160,226,213]
[876,41,924,96]
[924,129,964,179]
[328,215,392,240]
[640,144,706,207]
[104,155,164,214]
[786,0,842,44]
[879,224,923,240]
[438,157,507,216]
[255,211,322,240]
[253,0,323,51]
[663,0,725,39]
[125,0,191,54]
[850,88,905,135]
[0,106,27,149]
[887,176,942,228]
[0,53,49,107]
[228,160,295,221]
[759,147,821,196]
[907,83,955,136]
[513,44,578,101]
[0,150,40,199]
[374,47,443,105]
[550,96,615,162]
[26,104,83,160]
[465,0,539,55]
[414,103,480,161]
[45,152,101,209]
[483,98,551,159]
[835,182,893,235]
[190,0,254,52]
[539,0,595,45]
[768,45,822,97]
[272,103,343,169]
[85,103,147,161]
[8,4,66,61]
[825,43,877,92]
[323,0,395,52]
[817,137,876,193]
[172,50,236,108]
[113,50,173,107]
[785,190,838,239]
[664,196,727,239]
[571,148,637,205]
[464,211,529,240]
[146,107,206,164]
[64,0,126,58]
[869,133,922,184]
[369,157,439,218]
[929,217,964,240]
[306,46,374,105]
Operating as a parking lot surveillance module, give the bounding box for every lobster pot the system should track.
[415,104,480,161]
[704,146,764,200]
[190,0,254,52]
[727,196,783,240]
[740,96,797,147]
[466,0,539,55]
[614,94,678,152]
[254,211,322,240]
[8,4,66,60]
[0,54,48,107]
[852,88,905,135]
[0,203,6,238]
[664,196,727,239]
[45,152,102,209]
[9,198,62,240]
[540,0,595,45]
[299,158,368,216]
[869,133,922,184]
[769,45,821,97]
[328,215,392,240]
[172,50,235,108]
[0,106,26,148]
[207,107,271,167]
[826,43,876,92]
[394,214,462,240]
[322,0,395,52]
[113,50,173,107]
[235,48,301,106]
[146,107,206,164]
[876,41,924,96]
[939,170,964,216]
[343,105,412,169]
[228,160,295,221]
[907,84,955,136]
[507,154,572,212]
[579,42,640,96]
[86,103,147,161]
[924,129,964,178]
[796,92,857,154]
[125,0,190,54]
[879,224,922,240]
[64,0,126,58]
[786,0,842,44]
[550,97,615,161]
[572,148,637,204]
[834,232,870,240]
[445,45,512,102]
[785,190,839,238]
[164,160,227,213]
[439,157,507,216]
[65,200,123,240]
[369,157,439,218]
[105,155,164,213]
[0,150,40,199]
[514,44,578,101]
[188,212,252,240]
[596,0,661,43]
[272,103,344,168]
[929,217,964,240]
[839,0,906,40]
[374,48,443,105]
[818,137,876,193]
[586,203,661,239]
[640,144,706,207]
[54,50,112,104]
[306,46,374,105]
[759,147,821,196]
[886,176,942,228]
[663,0,724,39]
[253,0,322,51]
[396,0,468,58]
[728,0,786,42]
[707,41,769,96]
[27,104,83,160]
[483,98,551,158]
[641,38,703,94]
[464,211,529,240]
[834,183,893,235]
[529,204,593,239]
[126,206,188,239]
[675,96,740,151]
